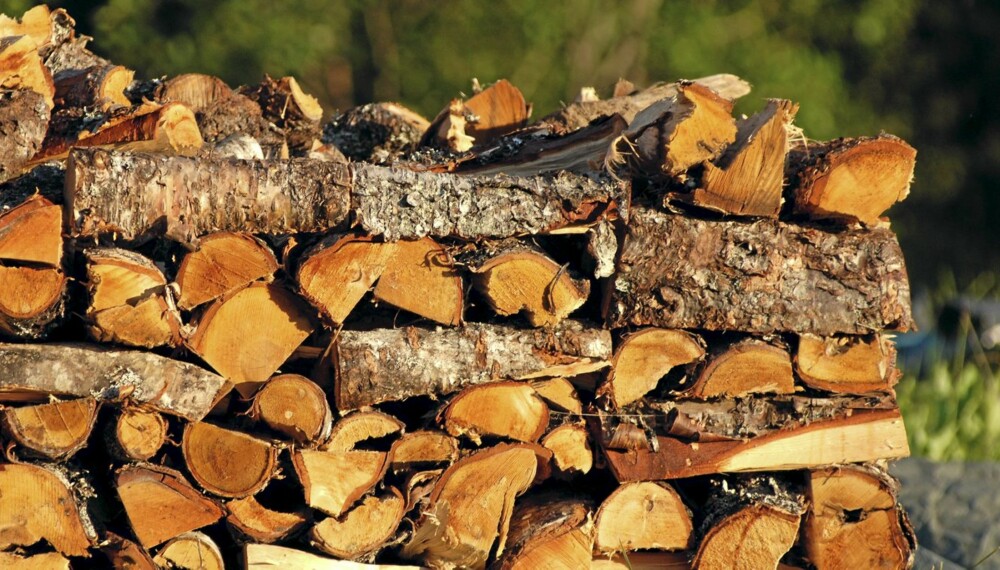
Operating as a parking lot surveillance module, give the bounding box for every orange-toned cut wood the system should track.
[99,532,157,570]
[594,482,692,553]
[245,544,425,569]
[686,339,795,399]
[158,73,233,112]
[0,264,64,338]
[592,551,693,569]
[54,64,133,110]
[0,34,55,109]
[310,488,405,559]
[390,430,460,469]
[424,79,529,151]
[251,373,332,445]
[114,406,168,461]
[693,503,801,570]
[373,237,463,326]
[530,377,583,414]
[2,396,98,459]
[601,328,705,408]
[188,283,315,397]
[116,465,224,549]
[152,532,225,570]
[293,449,388,517]
[540,422,593,475]
[182,421,277,498]
[496,493,594,570]
[0,462,95,556]
[0,551,71,570]
[226,495,309,544]
[296,234,397,324]
[443,381,550,444]
[796,334,896,393]
[325,410,404,452]
[176,232,277,310]
[0,195,62,266]
[0,6,55,52]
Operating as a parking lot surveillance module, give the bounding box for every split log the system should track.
[99,532,157,570]
[423,79,529,151]
[401,443,538,569]
[442,381,550,444]
[540,422,592,475]
[296,234,396,324]
[0,194,62,265]
[804,465,915,569]
[0,35,55,109]
[390,430,460,470]
[323,101,430,162]
[83,247,181,348]
[617,81,736,177]
[0,6,56,53]
[66,148,352,244]
[0,552,71,569]
[789,135,916,226]
[251,374,333,445]
[310,488,405,560]
[353,164,628,240]
[403,469,443,512]
[689,99,798,217]
[599,328,704,408]
[326,411,404,452]
[494,493,594,570]
[601,395,909,480]
[607,206,913,335]
[692,477,804,570]
[226,494,310,544]
[53,64,132,110]
[594,482,692,553]
[188,283,316,397]
[0,342,228,421]
[592,552,692,569]
[293,449,388,517]
[1,397,98,459]
[158,73,233,112]
[175,232,278,310]
[0,89,50,182]
[796,334,897,393]
[182,421,278,498]
[244,544,424,569]
[539,74,750,135]
[241,75,323,152]
[334,320,612,409]
[531,377,583,414]
[463,239,589,327]
[112,406,168,461]
[153,531,225,570]
[0,264,65,339]
[0,462,96,556]
[116,464,225,549]
[683,339,795,399]
[373,236,463,326]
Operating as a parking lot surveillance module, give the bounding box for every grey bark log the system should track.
[0,89,50,183]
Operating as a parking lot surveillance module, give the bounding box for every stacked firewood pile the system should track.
[0,6,920,570]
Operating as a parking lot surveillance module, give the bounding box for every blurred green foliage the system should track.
[2,0,997,285]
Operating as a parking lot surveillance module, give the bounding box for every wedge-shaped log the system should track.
[112,406,167,461]
[334,320,611,409]
[402,444,538,569]
[324,101,429,162]
[532,377,583,414]
[116,464,224,550]
[0,462,96,556]
[176,232,277,310]
[66,148,351,244]
[0,195,62,265]
[594,482,692,553]
[296,234,396,324]
[0,6,57,55]
[424,79,529,151]
[684,339,795,399]
[390,430,460,470]
[245,544,424,569]
[0,35,55,109]
[188,283,315,397]
[540,422,593,475]
[0,90,49,183]
[443,381,550,444]
[227,495,309,544]
[153,532,225,570]
[311,488,405,560]
[789,135,916,226]
[251,374,332,445]
[183,422,278,498]
[599,328,705,408]
[99,532,156,570]
[293,449,388,517]
[326,410,404,452]
[1,397,97,459]
[796,333,897,393]
[592,552,693,569]
[0,264,65,339]
[495,492,594,570]
[607,206,913,335]
[373,236,463,326]
[0,342,227,421]
[804,465,915,569]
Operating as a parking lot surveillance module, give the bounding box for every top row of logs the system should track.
[2,6,916,236]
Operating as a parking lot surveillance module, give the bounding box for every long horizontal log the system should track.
[0,342,228,421]
[334,320,612,409]
[606,206,912,335]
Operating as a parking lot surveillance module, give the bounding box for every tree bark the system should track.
[0,89,49,183]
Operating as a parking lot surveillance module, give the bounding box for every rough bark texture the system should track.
[323,102,429,163]
[607,207,912,335]
[334,320,611,409]
[353,164,628,240]
[0,89,49,183]
[66,148,351,244]
[0,342,228,421]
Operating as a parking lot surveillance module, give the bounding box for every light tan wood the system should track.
[390,430,459,469]
[531,377,583,414]
[245,544,424,569]
[443,381,549,444]
[182,421,278,498]
[310,488,405,559]
[293,449,388,517]
[592,552,693,569]
[296,234,397,324]
[796,334,896,393]
[497,494,593,570]
[251,373,332,445]
[601,328,705,408]
[0,195,62,266]
[99,532,157,570]
[0,264,64,338]
[402,444,538,569]
[2,396,98,459]
[0,552,71,570]
[114,406,167,460]
[176,232,277,310]
[0,6,54,52]
[159,73,232,112]
[373,236,463,326]
[540,422,592,475]
[53,64,133,110]
[595,482,692,553]
[0,34,54,109]
[0,462,95,556]
[325,410,404,452]
[686,339,795,399]
[226,495,309,544]
[188,282,315,397]
[153,531,225,570]
[425,79,529,151]
[693,504,801,570]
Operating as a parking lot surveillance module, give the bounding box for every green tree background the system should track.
[4,0,996,290]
